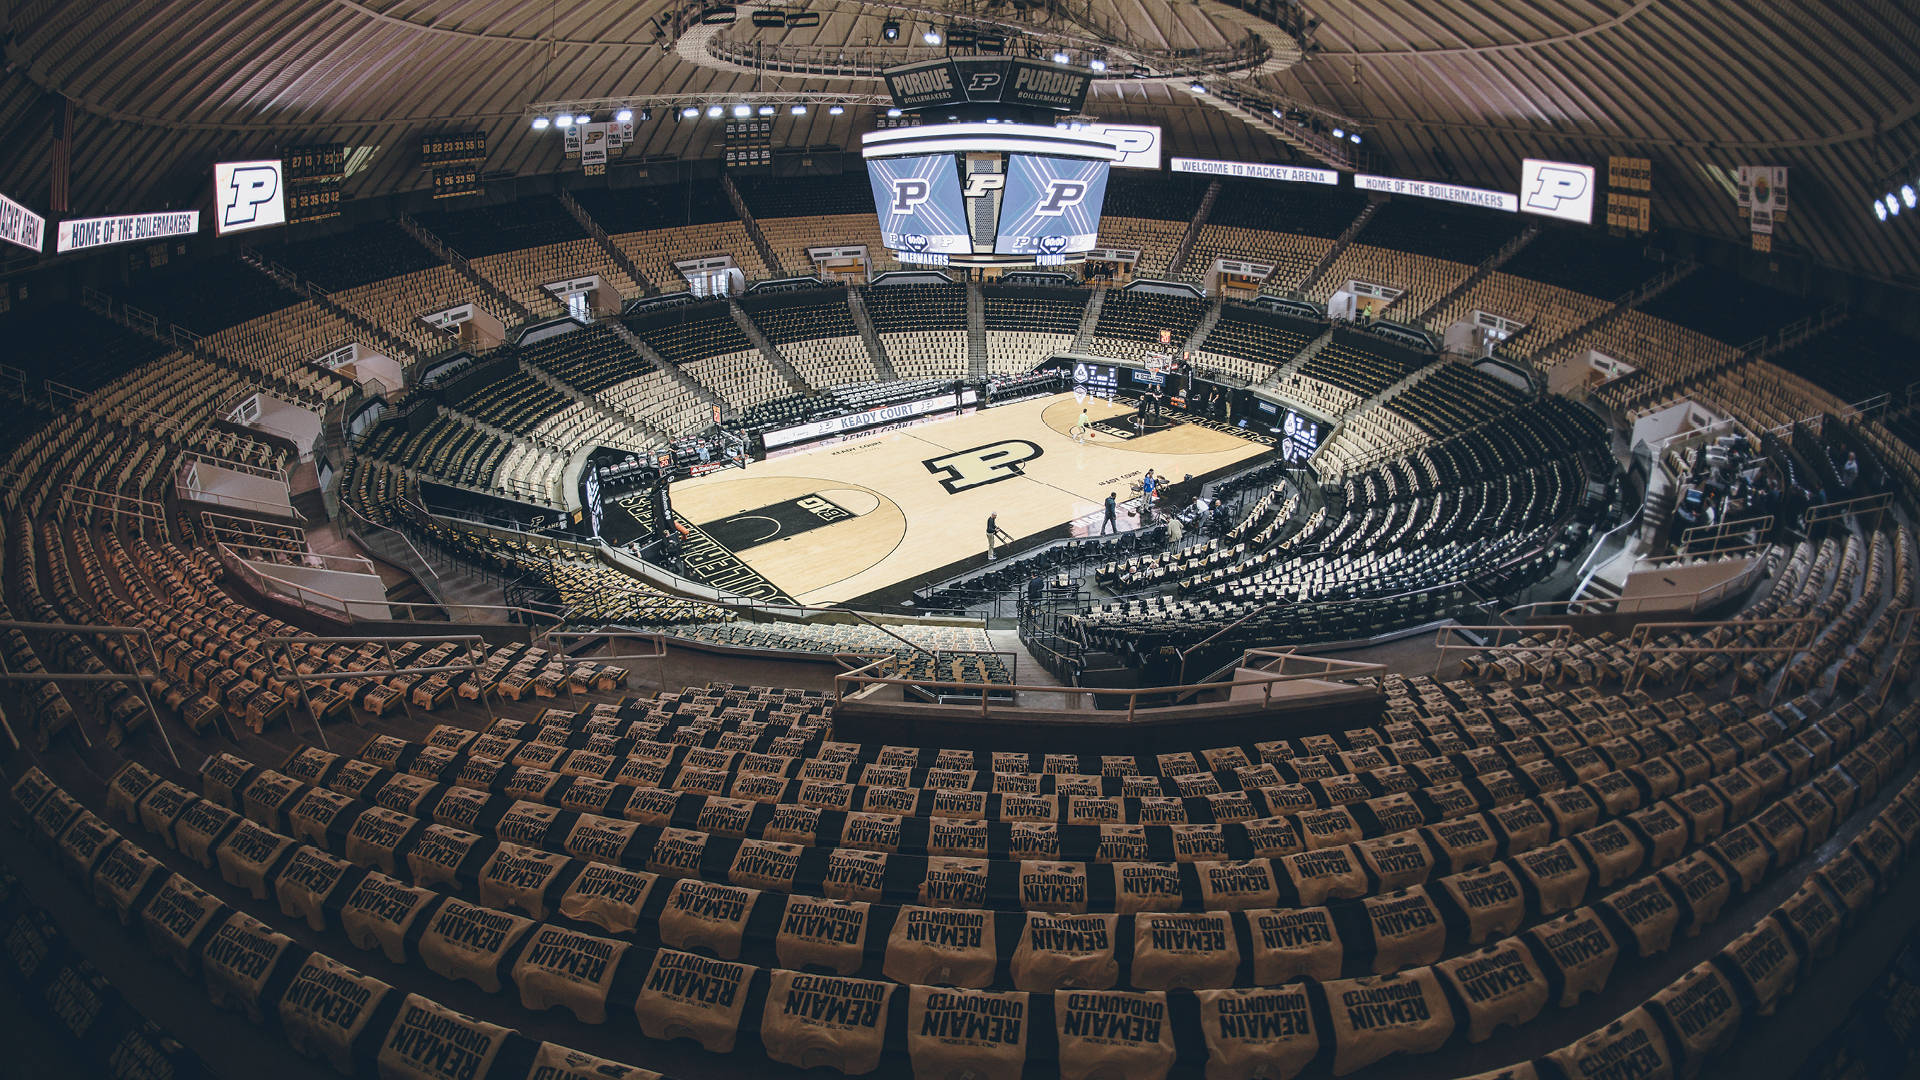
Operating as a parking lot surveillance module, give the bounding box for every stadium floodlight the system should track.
[1888,194,1902,217]
[1089,58,1106,72]
[882,18,900,40]
[790,104,808,115]
[1904,184,1917,209]
[757,104,776,116]
[706,104,724,118]
[615,108,633,124]
[555,114,574,128]
[532,116,550,130]
[1876,199,1889,222]
[733,104,752,117]
[887,107,903,117]
[923,28,941,44]
[1331,127,1344,139]
[1052,51,1069,63]
[682,106,700,119]
[1188,81,1206,93]
[828,103,845,115]
[575,114,590,125]
[1350,133,1361,144]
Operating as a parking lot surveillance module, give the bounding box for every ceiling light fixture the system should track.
[682,106,700,119]
[555,114,573,128]
[1052,51,1069,63]
[707,105,724,118]
[882,18,900,40]
[790,104,808,115]
[923,28,941,44]
[887,107,903,117]
[532,116,550,130]
[615,108,633,123]
[1089,58,1106,72]
[828,103,845,115]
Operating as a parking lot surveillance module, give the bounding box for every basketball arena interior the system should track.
[2,1,1920,1078]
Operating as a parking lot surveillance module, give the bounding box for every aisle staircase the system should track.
[966,281,988,380]
[396,214,534,324]
[846,287,898,381]
[1262,326,1334,386]
[558,189,656,295]
[1070,286,1108,353]
[1295,199,1381,300]
[1531,257,1699,366]
[518,359,666,445]
[604,320,727,409]
[728,299,812,394]
[1165,179,1223,279]
[236,247,426,367]
[1180,297,1225,356]
[1410,222,1540,325]
[722,174,787,279]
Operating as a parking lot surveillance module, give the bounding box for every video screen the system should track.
[994,154,1109,256]
[1281,410,1324,463]
[866,154,970,255]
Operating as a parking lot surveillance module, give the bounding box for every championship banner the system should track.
[56,211,199,253]
[1171,158,1338,184]
[1735,166,1787,217]
[1355,173,1518,212]
[581,123,610,174]
[0,190,47,252]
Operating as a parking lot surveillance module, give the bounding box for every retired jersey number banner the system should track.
[56,211,200,253]
[0,190,46,252]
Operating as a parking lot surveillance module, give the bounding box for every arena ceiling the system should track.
[2,0,1919,285]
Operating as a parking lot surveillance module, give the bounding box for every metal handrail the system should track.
[833,645,1384,721]
[0,620,180,768]
[1431,623,1578,677]
[225,553,566,637]
[1641,540,1774,566]
[264,634,494,748]
[339,498,443,584]
[539,629,669,692]
[1678,514,1774,548]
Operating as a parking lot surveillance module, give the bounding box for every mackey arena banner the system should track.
[55,210,200,253]
[0,190,46,252]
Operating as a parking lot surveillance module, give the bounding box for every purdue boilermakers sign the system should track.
[882,58,1091,114]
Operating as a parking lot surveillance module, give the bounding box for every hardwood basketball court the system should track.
[668,392,1273,605]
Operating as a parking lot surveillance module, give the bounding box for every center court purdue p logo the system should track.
[923,440,1043,494]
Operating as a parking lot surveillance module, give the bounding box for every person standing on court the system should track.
[1101,491,1118,534]
[986,512,1015,558]
[1076,405,1090,444]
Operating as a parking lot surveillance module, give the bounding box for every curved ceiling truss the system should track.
[0,0,1914,283]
